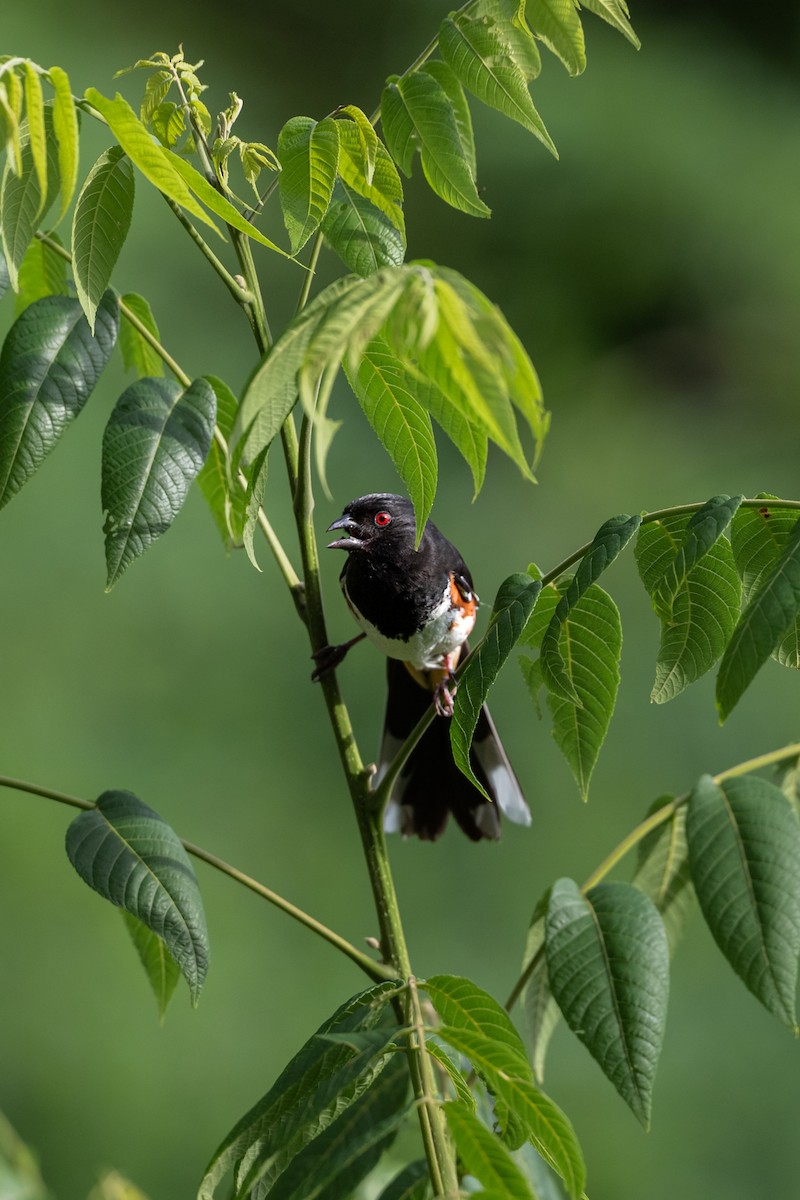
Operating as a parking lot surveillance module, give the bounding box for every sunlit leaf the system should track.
[526,0,586,75]
[118,291,164,377]
[336,123,405,235]
[474,0,543,78]
[72,146,135,331]
[580,0,640,48]
[1,106,61,287]
[278,115,339,253]
[14,233,68,314]
[23,64,47,203]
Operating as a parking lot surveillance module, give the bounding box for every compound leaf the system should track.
[72,145,135,330]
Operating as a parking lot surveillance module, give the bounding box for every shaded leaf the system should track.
[444,1103,534,1199]
[545,878,669,1127]
[322,178,405,277]
[101,375,216,588]
[686,774,800,1030]
[633,799,695,955]
[65,789,209,1003]
[376,1159,432,1200]
[72,146,135,330]
[419,60,477,179]
[580,0,640,48]
[651,495,742,621]
[451,574,542,796]
[731,498,800,668]
[119,291,165,377]
[14,233,68,314]
[242,445,269,571]
[426,1039,476,1110]
[122,910,181,1020]
[196,374,242,545]
[0,291,118,510]
[336,123,405,235]
[526,0,586,75]
[278,115,339,253]
[0,246,10,300]
[49,65,79,219]
[520,891,560,1084]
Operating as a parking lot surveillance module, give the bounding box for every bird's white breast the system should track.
[345,580,475,671]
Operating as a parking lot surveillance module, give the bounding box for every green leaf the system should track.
[118,291,165,377]
[732,499,800,668]
[650,495,742,621]
[635,514,742,704]
[376,1160,432,1200]
[122,910,181,1021]
[1,105,61,287]
[426,1040,477,1109]
[444,1103,534,1200]
[686,774,800,1030]
[526,0,586,75]
[419,61,477,179]
[0,291,118,510]
[72,146,135,331]
[101,375,216,588]
[335,104,379,184]
[541,513,640,704]
[336,123,405,235]
[474,0,543,79]
[633,800,695,955]
[451,573,542,796]
[545,878,669,1127]
[716,514,800,719]
[579,0,641,48]
[520,897,560,1084]
[49,65,80,220]
[195,374,242,546]
[0,1111,48,1200]
[65,789,209,1004]
[0,246,10,300]
[278,115,340,253]
[322,179,405,277]
[0,73,23,177]
[439,13,556,155]
[198,982,400,1200]
[14,233,68,314]
[435,1025,585,1199]
[241,445,269,571]
[422,370,487,496]
[23,64,47,203]
[344,334,437,541]
[381,72,490,218]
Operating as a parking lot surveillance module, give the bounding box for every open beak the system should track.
[326,515,363,551]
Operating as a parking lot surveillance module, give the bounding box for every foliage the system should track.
[1,5,800,1199]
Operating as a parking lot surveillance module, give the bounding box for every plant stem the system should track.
[406,976,460,1198]
[162,195,254,304]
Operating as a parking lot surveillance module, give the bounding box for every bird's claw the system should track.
[434,674,457,718]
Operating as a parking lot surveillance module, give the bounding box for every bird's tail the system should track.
[376,654,531,841]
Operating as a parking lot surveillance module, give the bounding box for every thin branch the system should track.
[161,194,253,305]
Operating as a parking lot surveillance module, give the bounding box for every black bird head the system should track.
[327,493,417,553]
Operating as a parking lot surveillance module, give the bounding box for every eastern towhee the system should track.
[316,493,531,842]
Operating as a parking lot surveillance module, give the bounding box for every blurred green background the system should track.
[2,1,800,1197]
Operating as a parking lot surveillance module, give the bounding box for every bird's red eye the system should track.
[374,511,392,527]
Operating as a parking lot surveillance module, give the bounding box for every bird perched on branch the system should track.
[315,493,530,841]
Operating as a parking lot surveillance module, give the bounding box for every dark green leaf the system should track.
[542,514,640,704]
[651,496,742,621]
[716,514,800,719]
[14,233,68,313]
[0,291,118,510]
[122,910,181,1021]
[65,789,209,1003]
[633,800,695,955]
[419,61,477,178]
[451,574,542,796]
[1,105,61,287]
[0,246,10,300]
[118,292,165,377]
[580,0,641,47]
[732,499,800,668]
[526,0,586,75]
[72,146,135,331]
[278,115,339,253]
[444,1103,534,1199]
[321,179,405,277]
[101,375,216,588]
[49,65,80,220]
[376,1160,432,1200]
[545,878,669,1127]
[686,774,800,1030]
[198,982,400,1200]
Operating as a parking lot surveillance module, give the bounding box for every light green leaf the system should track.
[14,232,68,314]
[651,495,742,622]
[122,910,181,1021]
[151,100,185,149]
[101,375,216,588]
[344,334,437,542]
[278,115,340,253]
[579,0,640,48]
[451,574,542,796]
[0,74,23,177]
[545,878,669,1127]
[541,513,640,704]
[376,1160,432,1200]
[23,64,47,204]
[526,0,586,75]
[422,371,487,496]
[72,146,135,331]
[426,1040,476,1110]
[335,104,378,183]
[198,982,400,1200]
[65,789,209,1004]
[687,774,800,1030]
[419,60,477,179]
[336,123,405,235]
[0,1111,48,1200]
[119,291,165,377]
[196,374,242,546]
[381,72,490,218]
[241,445,269,571]
[439,14,556,155]
[0,291,119,510]
[633,799,695,956]
[322,179,405,277]
[1,105,61,288]
[732,498,800,668]
[716,514,800,719]
[49,65,80,219]
[519,892,560,1083]
[444,1103,534,1200]
[474,0,543,78]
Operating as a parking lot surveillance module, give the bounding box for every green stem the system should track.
[504,740,800,1011]
[406,976,460,1199]
[162,195,254,305]
[0,774,391,983]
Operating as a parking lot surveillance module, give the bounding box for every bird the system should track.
[315,493,531,841]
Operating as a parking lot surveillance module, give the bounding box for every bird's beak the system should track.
[326,515,362,550]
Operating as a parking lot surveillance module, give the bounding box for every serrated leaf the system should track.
[322,179,405,277]
[101,375,216,588]
[435,1025,585,1199]
[426,1040,476,1109]
[439,14,556,155]
[419,60,477,179]
[335,104,378,184]
[23,64,47,203]
[49,66,80,219]
[444,1103,534,1200]
[474,0,543,78]
[122,910,181,1020]
[545,879,669,1127]
[381,72,490,218]
[344,334,437,541]
[526,0,586,75]
[278,115,339,253]
[520,892,560,1083]
[579,0,640,48]
[732,499,800,668]
[651,495,742,622]
[633,800,694,955]
[336,124,405,236]
[686,774,800,1030]
[65,789,209,1003]
[716,514,800,719]
[118,291,165,377]
[422,372,487,496]
[1,105,61,287]
[376,1160,432,1200]
[72,146,135,331]
[0,290,118,510]
[198,982,400,1200]
[542,514,640,704]
[14,233,68,314]
[451,574,542,796]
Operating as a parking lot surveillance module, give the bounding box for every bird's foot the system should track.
[433,673,457,718]
[310,632,366,681]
